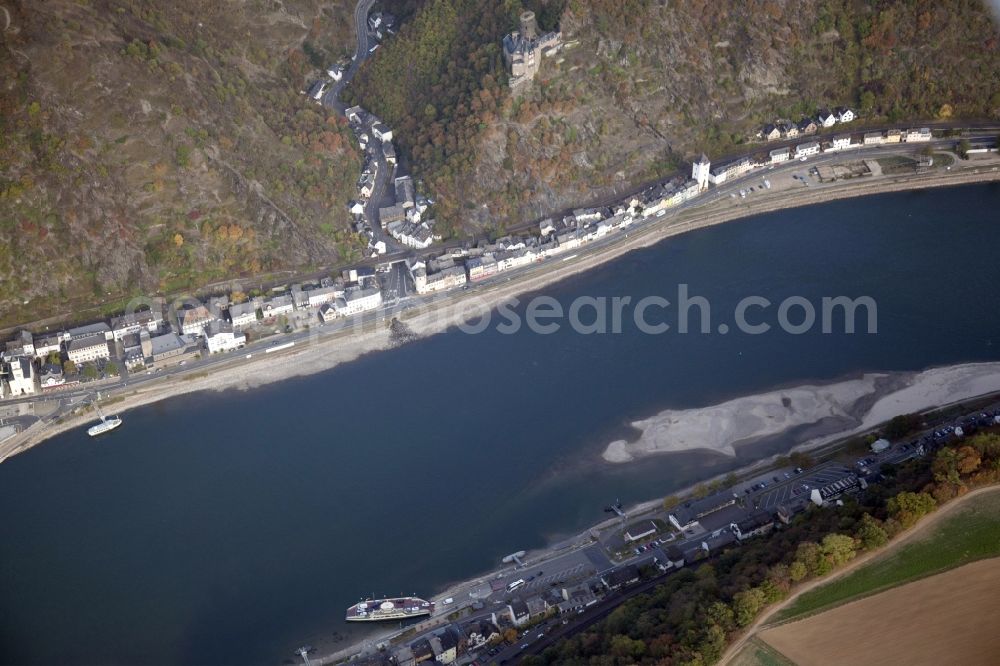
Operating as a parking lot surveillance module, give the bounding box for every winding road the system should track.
[321,0,376,113]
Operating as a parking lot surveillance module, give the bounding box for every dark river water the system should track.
[2,183,1000,665]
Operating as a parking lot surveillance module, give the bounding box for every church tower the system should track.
[692,153,711,190]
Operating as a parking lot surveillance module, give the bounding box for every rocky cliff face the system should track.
[0,0,362,325]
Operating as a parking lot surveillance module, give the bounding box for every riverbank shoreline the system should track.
[312,373,1000,665]
[1,165,998,465]
[603,362,1000,463]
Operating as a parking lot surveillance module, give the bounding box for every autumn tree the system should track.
[697,623,727,663]
[704,600,734,632]
[609,635,646,660]
[887,491,936,529]
[955,445,982,475]
[691,484,710,499]
[766,563,792,594]
[758,578,785,604]
[794,541,828,577]
[855,513,888,550]
[969,433,1000,460]
[820,533,857,568]
[789,559,808,582]
[931,448,965,500]
[732,587,767,626]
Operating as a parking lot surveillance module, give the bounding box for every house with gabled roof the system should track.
[178,305,215,337]
[507,598,530,626]
[835,106,856,123]
[761,123,781,141]
[669,492,738,531]
[601,565,640,591]
[780,121,799,139]
[797,117,818,134]
[817,109,837,127]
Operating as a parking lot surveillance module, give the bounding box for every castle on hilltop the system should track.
[502,11,562,91]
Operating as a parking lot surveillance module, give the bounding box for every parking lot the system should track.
[516,563,590,593]
[751,463,853,510]
[491,546,610,600]
[380,261,411,302]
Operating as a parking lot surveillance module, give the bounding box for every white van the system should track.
[506,579,526,593]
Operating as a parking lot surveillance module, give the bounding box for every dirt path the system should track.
[718,484,1000,665]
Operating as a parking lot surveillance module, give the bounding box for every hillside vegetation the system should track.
[0,0,362,326]
[351,0,1000,236]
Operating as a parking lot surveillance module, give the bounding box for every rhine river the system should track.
[2,183,1000,665]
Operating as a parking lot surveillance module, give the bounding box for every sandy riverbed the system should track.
[2,165,998,465]
[603,362,1000,463]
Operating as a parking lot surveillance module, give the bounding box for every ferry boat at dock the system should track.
[346,596,433,622]
[87,394,122,437]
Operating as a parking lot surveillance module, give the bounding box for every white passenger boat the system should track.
[87,394,123,437]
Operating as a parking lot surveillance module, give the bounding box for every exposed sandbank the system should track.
[603,362,1000,463]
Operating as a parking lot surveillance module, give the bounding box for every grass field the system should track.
[773,488,1000,623]
[729,637,796,666]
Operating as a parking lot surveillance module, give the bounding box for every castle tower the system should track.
[692,153,711,190]
[519,10,538,40]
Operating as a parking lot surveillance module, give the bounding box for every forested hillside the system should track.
[344,0,522,237]
[0,0,361,326]
[4,0,998,324]
[351,0,1000,236]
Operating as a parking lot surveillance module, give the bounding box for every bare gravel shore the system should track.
[603,362,1000,463]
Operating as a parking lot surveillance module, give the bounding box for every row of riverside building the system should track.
[405,124,935,295]
[695,126,932,187]
[0,270,387,399]
[759,106,857,142]
[4,122,938,395]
